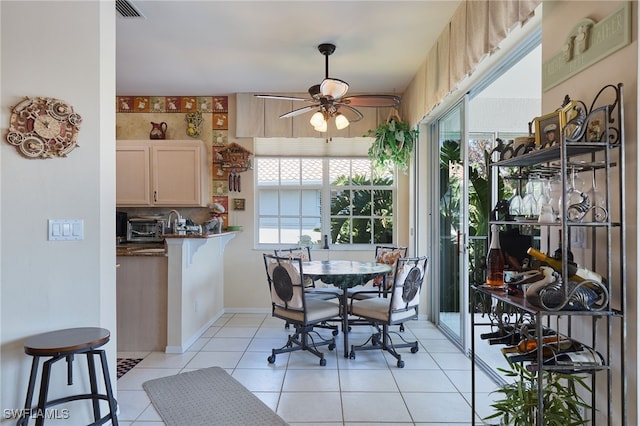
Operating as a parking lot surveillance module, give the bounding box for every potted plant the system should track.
[484,355,592,425]
[367,115,417,173]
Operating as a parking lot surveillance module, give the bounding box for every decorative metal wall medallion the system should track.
[185,111,203,137]
[6,96,82,159]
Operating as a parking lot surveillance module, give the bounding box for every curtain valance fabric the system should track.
[402,0,540,126]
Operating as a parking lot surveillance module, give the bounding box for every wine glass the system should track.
[521,176,538,218]
[587,166,608,222]
[509,181,523,217]
[548,174,563,220]
[561,166,585,219]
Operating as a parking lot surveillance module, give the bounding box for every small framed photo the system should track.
[233,198,245,211]
[533,110,563,148]
[561,101,583,141]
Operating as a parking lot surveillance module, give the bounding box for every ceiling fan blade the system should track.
[254,94,314,102]
[340,94,401,108]
[279,104,319,119]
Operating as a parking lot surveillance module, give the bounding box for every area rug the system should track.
[116,358,143,379]
[142,367,289,426]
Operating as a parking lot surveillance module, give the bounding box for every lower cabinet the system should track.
[116,256,168,352]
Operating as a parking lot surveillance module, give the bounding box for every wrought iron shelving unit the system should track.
[471,83,626,425]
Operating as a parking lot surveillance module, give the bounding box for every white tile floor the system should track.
[117,313,500,425]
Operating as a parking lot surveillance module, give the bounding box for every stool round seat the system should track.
[24,327,110,357]
[18,327,118,426]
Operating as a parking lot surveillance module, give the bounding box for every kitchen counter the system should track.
[116,233,235,256]
[116,243,166,256]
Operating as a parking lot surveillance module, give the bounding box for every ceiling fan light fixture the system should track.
[309,111,325,127]
[314,120,328,133]
[320,78,349,99]
[335,113,349,130]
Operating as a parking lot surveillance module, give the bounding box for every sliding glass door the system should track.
[434,101,467,342]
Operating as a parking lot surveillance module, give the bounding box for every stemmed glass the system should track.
[509,181,523,217]
[587,166,608,222]
[521,176,538,218]
[558,166,584,212]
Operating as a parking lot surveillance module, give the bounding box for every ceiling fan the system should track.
[255,43,401,132]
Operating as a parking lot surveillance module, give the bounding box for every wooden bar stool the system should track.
[18,327,118,426]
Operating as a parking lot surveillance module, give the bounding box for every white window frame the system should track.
[254,156,396,250]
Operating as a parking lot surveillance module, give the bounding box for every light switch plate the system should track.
[48,219,84,241]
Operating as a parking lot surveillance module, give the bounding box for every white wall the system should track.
[0,1,116,422]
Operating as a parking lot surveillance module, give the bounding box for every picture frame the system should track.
[532,109,564,148]
[560,101,583,141]
[233,198,245,211]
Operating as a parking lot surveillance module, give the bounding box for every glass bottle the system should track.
[525,347,605,372]
[501,334,567,354]
[504,338,582,363]
[553,229,574,262]
[486,225,505,287]
[527,247,605,285]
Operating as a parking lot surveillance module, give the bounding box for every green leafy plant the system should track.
[367,118,417,173]
[485,355,592,426]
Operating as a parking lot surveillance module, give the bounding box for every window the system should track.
[256,157,395,247]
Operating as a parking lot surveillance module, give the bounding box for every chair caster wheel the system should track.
[268,355,276,364]
[320,358,327,366]
[400,324,405,332]
[332,329,339,336]
[349,351,355,360]
[348,326,352,332]
[371,336,379,346]
[411,346,419,353]
[397,360,405,368]
[329,343,336,351]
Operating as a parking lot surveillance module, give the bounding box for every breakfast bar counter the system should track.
[116,232,236,353]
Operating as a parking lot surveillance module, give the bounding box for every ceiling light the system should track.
[320,78,349,99]
[314,120,328,133]
[309,111,325,127]
[335,113,349,130]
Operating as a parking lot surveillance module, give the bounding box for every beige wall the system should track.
[542,2,637,423]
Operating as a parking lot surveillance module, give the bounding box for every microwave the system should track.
[126,218,166,243]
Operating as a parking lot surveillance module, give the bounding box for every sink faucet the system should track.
[167,209,182,232]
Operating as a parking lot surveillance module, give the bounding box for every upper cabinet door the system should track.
[152,144,204,206]
[116,144,152,206]
[116,140,209,207]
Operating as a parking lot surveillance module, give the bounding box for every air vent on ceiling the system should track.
[116,0,144,18]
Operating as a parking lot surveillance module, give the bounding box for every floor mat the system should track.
[117,358,143,379]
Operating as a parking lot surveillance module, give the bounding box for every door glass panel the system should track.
[438,104,464,340]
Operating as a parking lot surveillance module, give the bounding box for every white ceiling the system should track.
[116,1,463,97]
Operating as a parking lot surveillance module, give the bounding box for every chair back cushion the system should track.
[391,257,427,311]
[373,246,407,288]
[274,247,314,287]
[267,258,304,310]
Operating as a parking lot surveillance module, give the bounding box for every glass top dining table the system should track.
[302,260,392,357]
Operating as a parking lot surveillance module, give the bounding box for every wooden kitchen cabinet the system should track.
[116,140,210,207]
[116,255,168,351]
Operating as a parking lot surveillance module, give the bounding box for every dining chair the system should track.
[274,247,341,335]
[263,254,339,366]
[346,245,408,330]
[347,246,407,298]
[347,256,428,368]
